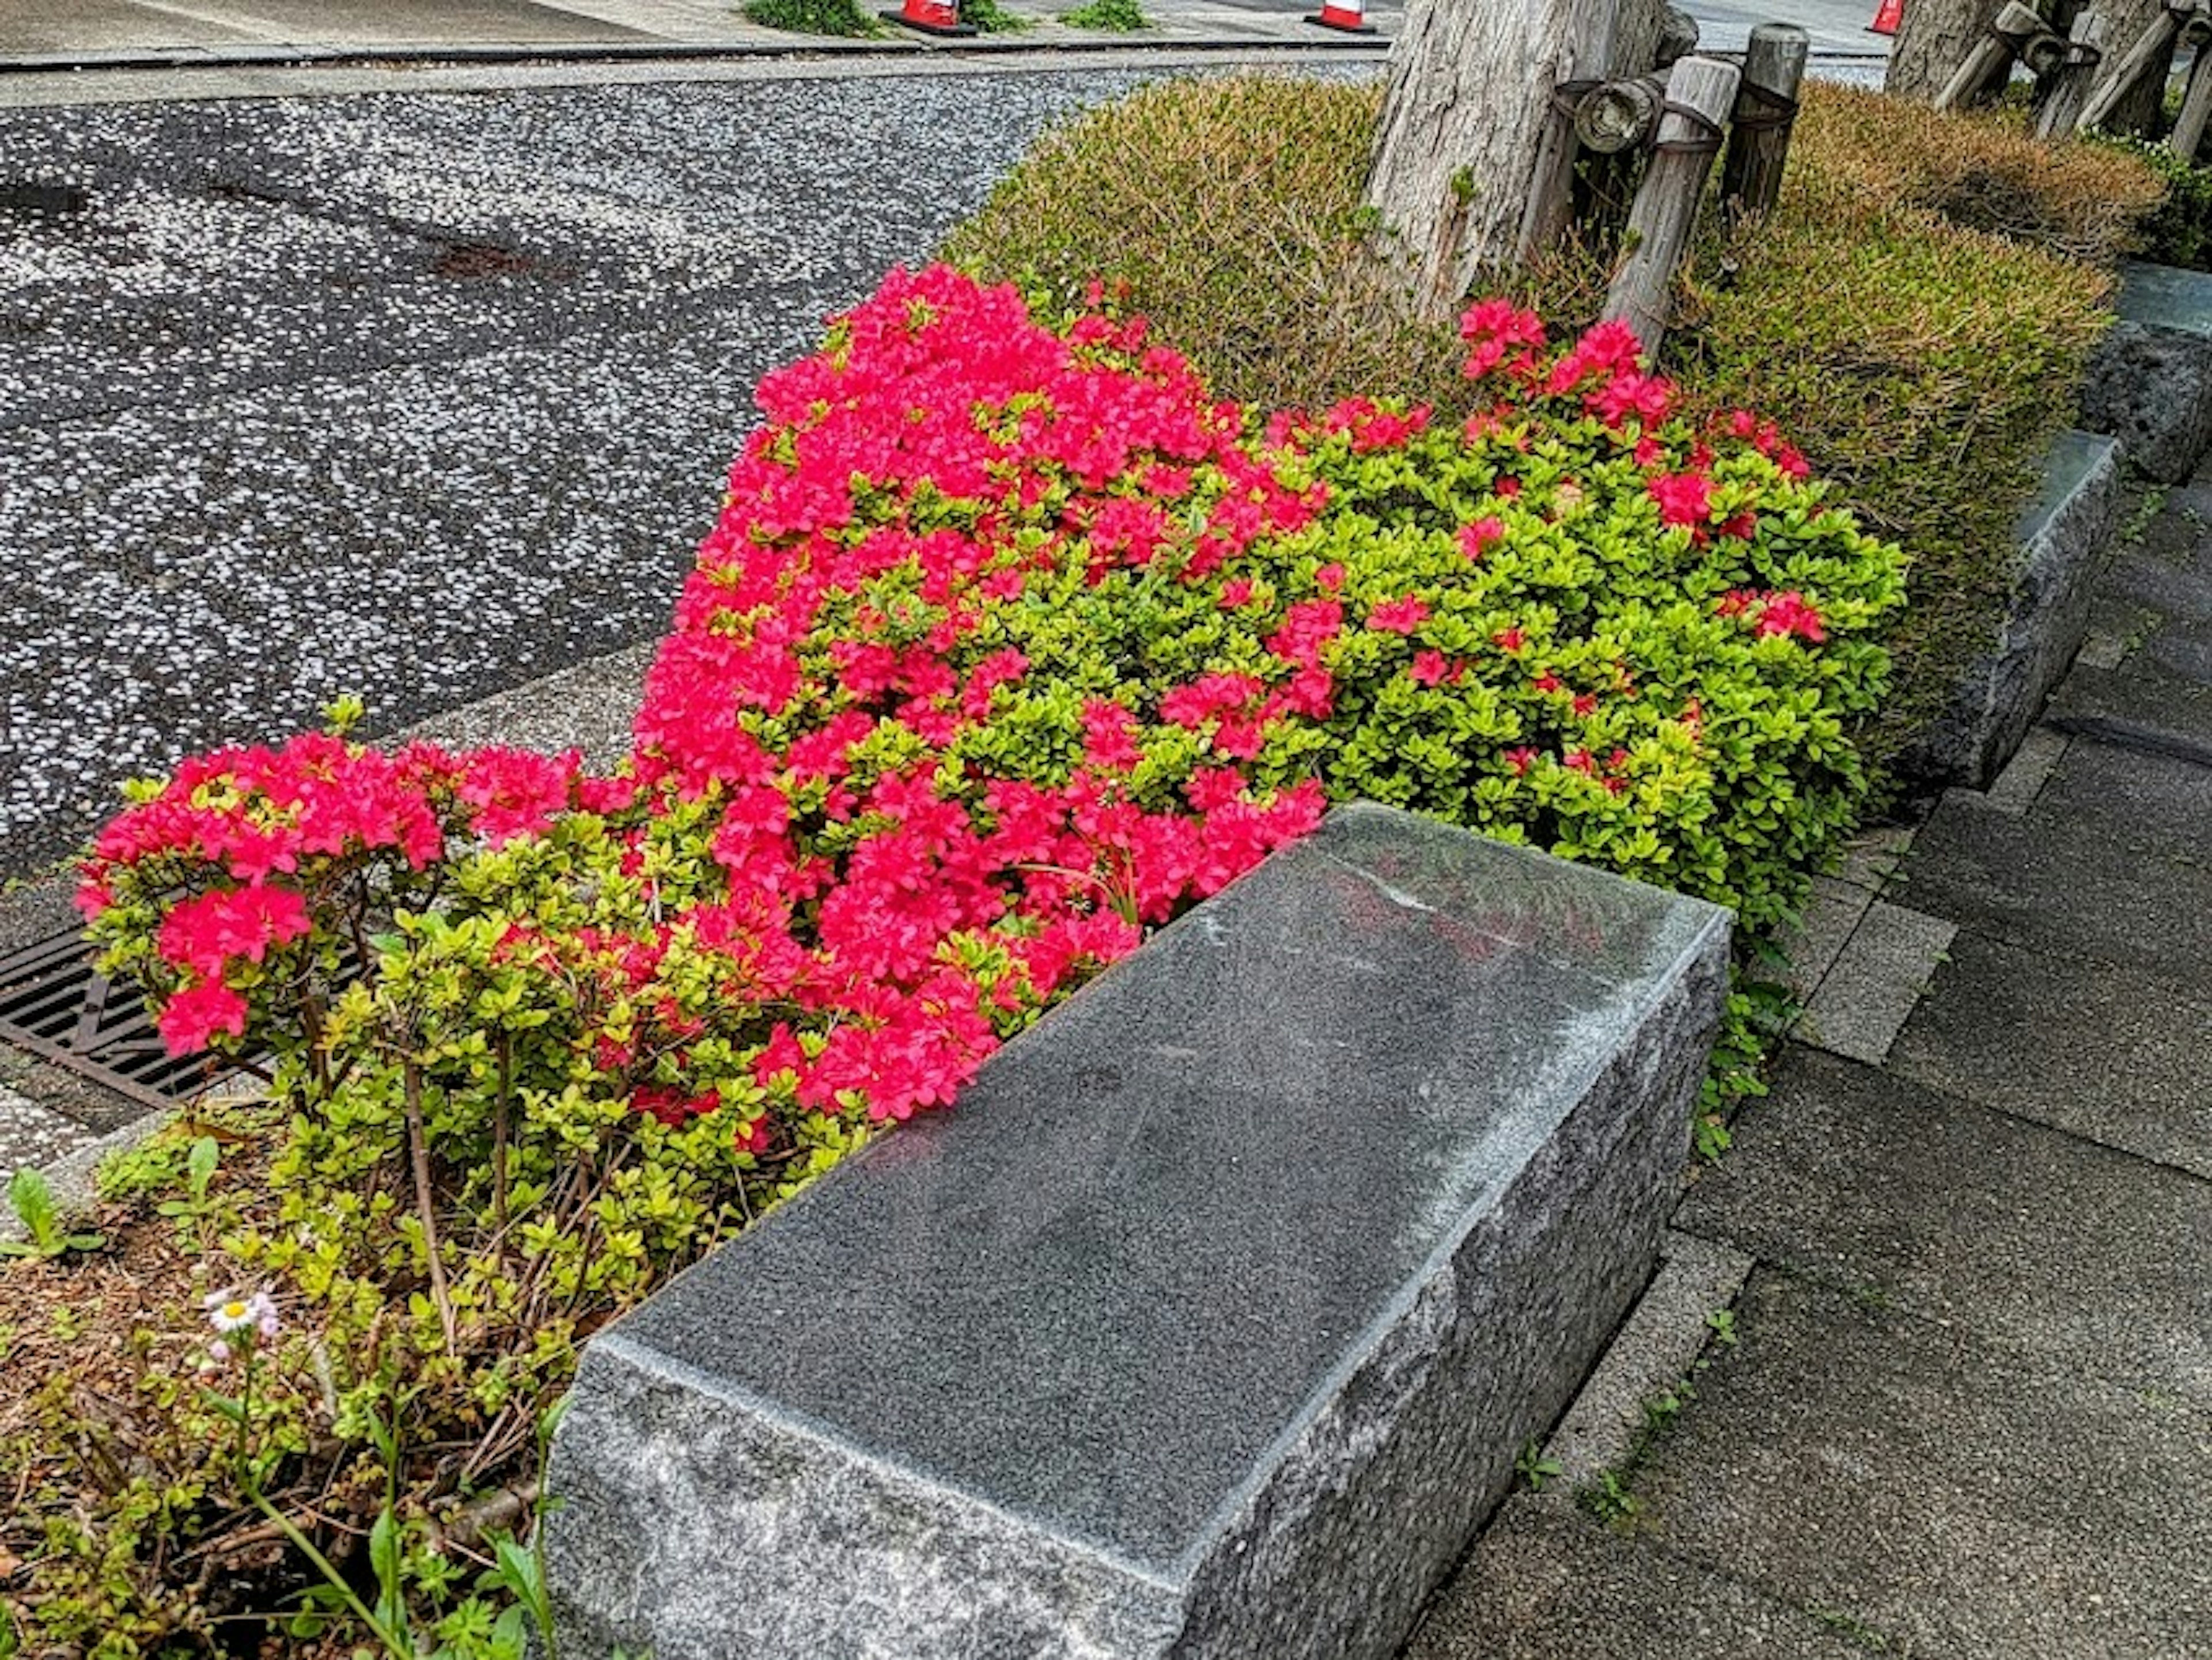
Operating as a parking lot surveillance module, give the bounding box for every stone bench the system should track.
[543,802,1730,1660]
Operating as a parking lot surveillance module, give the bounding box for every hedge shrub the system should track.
[946,74,2135,775]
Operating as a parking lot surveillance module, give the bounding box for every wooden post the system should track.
[1654,3,1698,65]
[1719,23,1809,228]
[2171,19,2212,157]
[2035,5,2112,139]
[1602,54,1740,357]
[1933,0,2049,109]
[2077,0,2189,130]
[1574,73,1669,151]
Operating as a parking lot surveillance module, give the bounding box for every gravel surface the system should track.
[0,70,1181,879]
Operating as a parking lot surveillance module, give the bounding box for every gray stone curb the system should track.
[1532,1227,1756,1498]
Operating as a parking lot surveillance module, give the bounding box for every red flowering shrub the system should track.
[43,267,1906,1652]
[84,265,1902,1162]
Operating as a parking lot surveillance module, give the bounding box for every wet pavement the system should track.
[0,69,1183,878]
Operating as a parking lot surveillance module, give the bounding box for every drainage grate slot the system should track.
[0,930,232,1113]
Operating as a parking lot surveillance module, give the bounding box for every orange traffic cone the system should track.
[1306,0,1376,33]
[882,0,975,35]
[1868,0,1902,35]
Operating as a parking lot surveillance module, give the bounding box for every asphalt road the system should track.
[0,70,1191,879]
[0,0,1887,882]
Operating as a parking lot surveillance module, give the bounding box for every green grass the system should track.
[741,0,883,36]
[944,73,2153,785]
[1063,0,1149,28]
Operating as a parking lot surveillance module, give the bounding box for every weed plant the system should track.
[741,0,882,36]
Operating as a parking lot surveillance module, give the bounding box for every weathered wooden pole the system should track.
[1654,3,1699,64]
[2035,5,2112,138]
[1602,54,1740,356]
[1888,0,2007,104]
[2170,19,2212,157]
[1933,0,2050,109]
[1575,73,1669,151]
[1719,23,1809,228]
[2077,0,2190,130]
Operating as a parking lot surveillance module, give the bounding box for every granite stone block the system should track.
[1899,429,2118,787]
[2079,262,2212,483]
[543,804,1731,1660]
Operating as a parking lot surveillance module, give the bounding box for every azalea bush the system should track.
[7,265,1902,1655]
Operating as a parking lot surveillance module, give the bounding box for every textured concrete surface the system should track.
[1793,899,1955,1066]
[1887,930,2212,1180]
[1899,787,2212,987]
[2033,727,2212,854]
[1675,1047,2212,1399]
[1406,1496,1873,1660]
[547,808,1730,1658]
[399,640,650,767]
[0,1082,96,1191]
[1628,1270,2212,1659]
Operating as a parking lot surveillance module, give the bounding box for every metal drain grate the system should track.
[0,929,225,1112]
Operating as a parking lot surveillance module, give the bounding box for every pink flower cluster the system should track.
[82,267,1839,1138]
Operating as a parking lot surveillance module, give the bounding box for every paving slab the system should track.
[1893,786,2212,988]
[1404,1496,1872,1660]
[2048,648,2212,756]
[2028,730,2212,868]
[1979,723,2067,814]
[1885,930,2212,1179]
[1774,874,1872,1002]
[1793,899,1953,1066]
[1627,1269,2212,1660]
[1673,1046,2212,1403]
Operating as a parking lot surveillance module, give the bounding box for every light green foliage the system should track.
[1063,0,1147,29]
[2101,136,2212,270]
[947,74,2132,784]
[21,807,874,1653]
[0,1168,104,1260]
[741,0,883,35]
[960,0,1036,29]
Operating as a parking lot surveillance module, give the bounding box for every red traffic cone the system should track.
[1306,0,1376,33]
[1868,0,1902,36]
[882,0,975,36]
